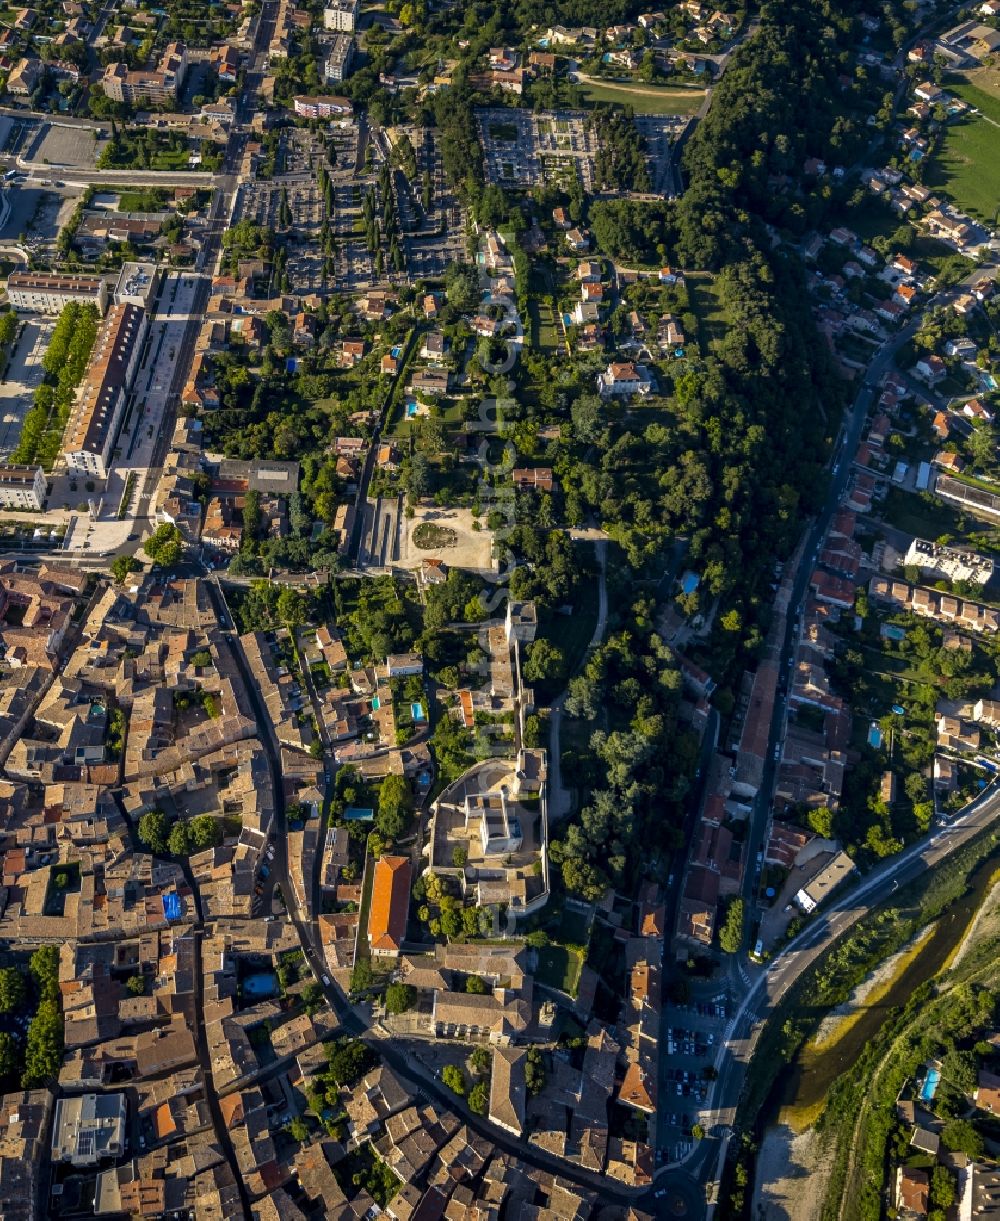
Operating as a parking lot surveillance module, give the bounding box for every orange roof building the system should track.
[367,855,412,958]
[619,1060,657,1113]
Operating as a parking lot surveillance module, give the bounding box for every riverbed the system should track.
[772,847,1000,1118]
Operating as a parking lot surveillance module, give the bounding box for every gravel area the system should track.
[752,1123,835,1221]
[950,874,1000,970]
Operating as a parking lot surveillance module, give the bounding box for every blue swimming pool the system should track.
[345,806,374,822]
[391,345,403,358]
[406,401,418,418]
[371,696,381,711]
[411,702,426,722]
[868,723,883,749]
[919,1067,941,1102]
[243,971,278,999]
[883,625,906,641]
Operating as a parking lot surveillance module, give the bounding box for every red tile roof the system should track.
[368,855,412,953]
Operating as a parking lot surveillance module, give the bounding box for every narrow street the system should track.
[190,929,254,1218]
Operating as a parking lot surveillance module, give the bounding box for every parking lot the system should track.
[29,120,106,169]
[0,316,54,459]
[660,992,731,1159]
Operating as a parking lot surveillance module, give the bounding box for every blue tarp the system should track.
[162,892,182,921]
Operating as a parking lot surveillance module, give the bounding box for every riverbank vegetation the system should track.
[722,824,1000,1220]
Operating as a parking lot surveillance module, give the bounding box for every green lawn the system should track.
[151,149,192,170]
[687,272,730,352]
[576,78,705,115]
[926,109,1000,223]
[527,297,561,353]
[555,905,593,946]
[535,944,585,995]
[945,73,1000,124]
[539,541,600,696]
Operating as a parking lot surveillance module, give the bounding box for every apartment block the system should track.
[292,94,354,119]
[0,464,46,510]
[323,0,359,31]
[323,33,355,82]
[62,303,148,480]
[101,41,188,106]
[6,272,109,316]
[113,261,161,310]
[51,1093,126,1167]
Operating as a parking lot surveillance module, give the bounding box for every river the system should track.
[769,847,1000,1119]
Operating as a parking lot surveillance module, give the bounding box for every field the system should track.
[575,78,705,115]
[947,69,1000,119]
[927,75,1000,222]
[687,272,731,351]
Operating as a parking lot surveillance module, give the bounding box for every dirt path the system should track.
[752,1124,835,1221]
[573,72,708,101]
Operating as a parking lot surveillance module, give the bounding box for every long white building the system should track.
[7,272,110,316]
[62,303,148,480]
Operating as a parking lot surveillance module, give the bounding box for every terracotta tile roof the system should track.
[619,1060,656,1112]
[368,855,412,953]
[898,1167,929,1215]
[218,1091,245,1128]
[153,1101,177,1139]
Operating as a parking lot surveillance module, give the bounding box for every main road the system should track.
[683,262,999,1209]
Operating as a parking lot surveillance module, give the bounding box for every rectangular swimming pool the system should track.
[919,1067,941,1102]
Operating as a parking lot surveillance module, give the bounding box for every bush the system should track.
[718,898,744,955]
[22,998,62,1086]
[469,1046,491,1075]
[137,810,169,854]
[111,555,141,584]
[526,1047,546,1095]
[384,982,416,1014]
[0,967,25,1014]
[442,1064,466,1095]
